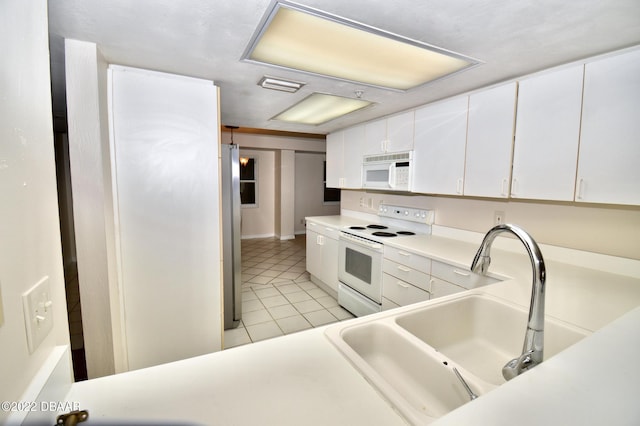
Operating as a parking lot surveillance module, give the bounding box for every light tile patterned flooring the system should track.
[224,235,354,349]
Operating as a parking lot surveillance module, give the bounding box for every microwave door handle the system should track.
[388,163,396,189]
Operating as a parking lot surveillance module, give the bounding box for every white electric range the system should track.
[337,205,434,317]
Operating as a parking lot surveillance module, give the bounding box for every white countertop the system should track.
[63,217,640,425]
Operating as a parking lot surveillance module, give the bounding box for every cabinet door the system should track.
[305,228,323,279]
[464,83,517,198]
[386,110,415,152]
[511,65,584,201]
[363,118,387,155]
[577,49,640,205]
[319,235,340,292]
[412,96,469,195]
[342,124,365,188]
[325,130,343,188]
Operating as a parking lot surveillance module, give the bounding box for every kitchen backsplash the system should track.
[341,189,640,261]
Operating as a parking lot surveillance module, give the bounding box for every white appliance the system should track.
[222,143,242,330]
[108,65,222,370]
[337,205,434,317]
[362,151,413,191]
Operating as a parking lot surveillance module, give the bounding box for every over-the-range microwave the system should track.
[362,151,413,191]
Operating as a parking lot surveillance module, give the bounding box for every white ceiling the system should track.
[48,0,640,135]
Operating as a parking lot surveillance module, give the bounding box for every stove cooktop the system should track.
[345,224,418,240]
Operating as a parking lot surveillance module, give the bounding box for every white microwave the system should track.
[362,151,413,191]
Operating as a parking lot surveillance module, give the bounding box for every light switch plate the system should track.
[22,276,54,353]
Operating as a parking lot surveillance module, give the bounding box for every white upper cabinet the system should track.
[363,118,387,155]
[363,110,414,155]
[325,130,343,188]
[387,110,415,153]
[511,64,584,201]
[576,49,640,205]
[342,124,365,188]
[326,125,364,189]
[464,83,517,198]
[412,96,469,195]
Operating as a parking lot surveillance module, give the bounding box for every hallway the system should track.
[224,235,354,348]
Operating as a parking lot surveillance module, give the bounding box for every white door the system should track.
[464,83,517,198]
[109,66,221,370]
[412,96,469,195]
[576,48,640,205]
[511,65,584,201]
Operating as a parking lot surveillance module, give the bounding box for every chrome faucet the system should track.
[470,224,546,381]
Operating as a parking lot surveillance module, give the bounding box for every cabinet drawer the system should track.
[430,277,465,299]
[306,220,339,240]
[382,259,430,292]
[383,273,430,307]
[431,260,499,290]
[383,246,431,274]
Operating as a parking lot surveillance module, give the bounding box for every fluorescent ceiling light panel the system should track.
[273,93,372,125]
[244,2,479,91]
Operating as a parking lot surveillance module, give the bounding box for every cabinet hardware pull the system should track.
[501,178,508,196]
[453,270,470,277]
[429,278,435,293]
[456,178,463,194]
[397,281,410,289]
[398,251,411,257]
[511,178,518,196]
[398,266,411,272]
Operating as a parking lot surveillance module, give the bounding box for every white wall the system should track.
[240,149,276,238]
[279,150,296,240]
[295,153,341,234]
[342,190,640,260]
[65,40,124,378]
[0,0,71,416]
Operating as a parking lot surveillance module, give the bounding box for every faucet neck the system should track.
[470,224,547,381]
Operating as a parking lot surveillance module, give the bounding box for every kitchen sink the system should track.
[325,293,591,424]
[340,322,486,423]
[395,294,591,385]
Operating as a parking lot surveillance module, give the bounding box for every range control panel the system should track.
[378,204,435,224]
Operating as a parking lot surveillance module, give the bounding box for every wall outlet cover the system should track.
[22,276,54,354]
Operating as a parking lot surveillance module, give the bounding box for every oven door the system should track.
[338,233,383,304]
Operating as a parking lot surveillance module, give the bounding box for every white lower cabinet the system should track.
[305,221,340,294]
[382,246,500,308]
[382,247,431,308]
[382,273,430,307]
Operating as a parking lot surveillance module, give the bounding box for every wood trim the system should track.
[221,126,325,139]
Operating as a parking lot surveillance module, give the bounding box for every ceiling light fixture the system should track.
[258,76,305,93]
[243,1,481,91]
[272,93,373,125]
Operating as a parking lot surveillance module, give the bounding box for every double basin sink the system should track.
[325,293,590,424]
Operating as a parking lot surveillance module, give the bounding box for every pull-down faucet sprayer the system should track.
[470,224,547,381]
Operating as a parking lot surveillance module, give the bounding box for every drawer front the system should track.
[431,260,499,290]
[384,246,431,274]
[382,259,431,292]
[430,277,465,299]
[306,220,340,240]
[383,273,430,306]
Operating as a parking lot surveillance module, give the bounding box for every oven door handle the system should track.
[339,232,383,251]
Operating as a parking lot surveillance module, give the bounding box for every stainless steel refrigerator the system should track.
[222,144,242,329]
